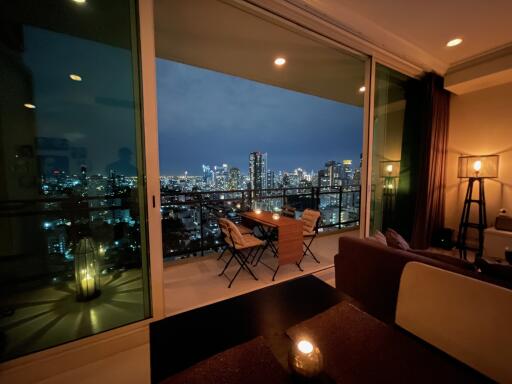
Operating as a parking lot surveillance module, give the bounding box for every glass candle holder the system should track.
[288,339,324,378]
[254,208,262,214]
[272,213,280,220]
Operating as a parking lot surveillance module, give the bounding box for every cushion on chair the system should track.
[218,218,245,247]
[301,209,320,233]
[237,224,253,235]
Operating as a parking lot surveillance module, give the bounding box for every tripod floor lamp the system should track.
[457,155,499,260]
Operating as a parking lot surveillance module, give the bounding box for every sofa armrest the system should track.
[334,237,474,323]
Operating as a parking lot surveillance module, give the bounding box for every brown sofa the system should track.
[334,237,511,323]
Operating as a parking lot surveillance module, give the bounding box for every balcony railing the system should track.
[160,185,360,260]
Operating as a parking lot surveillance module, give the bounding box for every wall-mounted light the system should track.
[358,86,366,93]
[69,73,82,81]
[24,103,36,109]
[72,0,87,4]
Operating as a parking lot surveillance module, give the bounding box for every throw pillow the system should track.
[385,228,410,250]
[370,230,387,246]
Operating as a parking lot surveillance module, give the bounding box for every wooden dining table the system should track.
[240,211,303,266]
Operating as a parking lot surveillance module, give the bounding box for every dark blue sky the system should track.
[157,59,363,175]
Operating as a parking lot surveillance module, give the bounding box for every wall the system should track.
[445,82,512,238]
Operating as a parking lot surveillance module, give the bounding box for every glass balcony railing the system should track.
[161,186,360,260]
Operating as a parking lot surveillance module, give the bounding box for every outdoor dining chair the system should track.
[218,218,263,288]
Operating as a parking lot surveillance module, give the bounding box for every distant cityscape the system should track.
[159,151,362,259]
[160,151,362,193]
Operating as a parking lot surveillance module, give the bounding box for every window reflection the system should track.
[0,0,150,362]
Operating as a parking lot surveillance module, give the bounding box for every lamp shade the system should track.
[380,160,400,178]
[74,237,101,301]
[458,155,499,178]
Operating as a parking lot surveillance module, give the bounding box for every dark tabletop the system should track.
[150,275,344,383]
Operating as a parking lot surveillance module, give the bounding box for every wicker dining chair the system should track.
[218,218,262,288]
[299,209,321,266]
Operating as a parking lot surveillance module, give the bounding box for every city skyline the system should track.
[157,59,363,175]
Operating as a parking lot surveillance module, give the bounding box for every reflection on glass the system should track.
[0,0,150,362]
[370,64,416,234]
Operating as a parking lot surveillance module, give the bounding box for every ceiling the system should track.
[293,0,512,74]
[154,0,366,106]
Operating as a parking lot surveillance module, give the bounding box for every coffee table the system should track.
[150,276,344,383]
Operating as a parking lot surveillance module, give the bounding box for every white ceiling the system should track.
[154,0,366,106]
[295,0,512,74]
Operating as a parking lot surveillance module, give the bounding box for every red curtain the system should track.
[410,73,450,249]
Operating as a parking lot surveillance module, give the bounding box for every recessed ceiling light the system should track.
[358,86,366,93]
[24,103,36,109]
[446,38,463,47]
[274,57,286,66]
[69,73,82,81]
[72,0,86,4]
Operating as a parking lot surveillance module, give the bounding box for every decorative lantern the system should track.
[74,237,101,301]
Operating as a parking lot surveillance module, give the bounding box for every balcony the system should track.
[161,186,361,315]
[161,185,361,260]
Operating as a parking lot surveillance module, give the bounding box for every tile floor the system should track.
[163,229,359,315]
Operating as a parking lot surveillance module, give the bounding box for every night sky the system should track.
[157,59,363,175]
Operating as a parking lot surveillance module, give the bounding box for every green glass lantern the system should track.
[74,237,101,301]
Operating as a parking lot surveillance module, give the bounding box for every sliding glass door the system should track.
[0,0,150,362]
[155,0,367,261]
[370,63,418,236]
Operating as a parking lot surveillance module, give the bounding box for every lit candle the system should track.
[272,213,280,220]
[255,208,262,214]
[288,339,324,378]
[80,272,95,294]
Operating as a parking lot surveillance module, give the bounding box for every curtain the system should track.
[410,73,451,249]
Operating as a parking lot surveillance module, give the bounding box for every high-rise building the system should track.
[228,167,241,190]
[342,160,353,186]
[266,170,275,189]
[249,152,267,193]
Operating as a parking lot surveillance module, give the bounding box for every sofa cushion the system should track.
[396,262,512,383]
[385,228,410,250]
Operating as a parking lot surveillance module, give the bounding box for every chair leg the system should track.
[228,249,258,288]
[219,250,236,276]
[217,245,228,261]
[300,236,320,266]
[272,265,280,281]
[296,262,303,272]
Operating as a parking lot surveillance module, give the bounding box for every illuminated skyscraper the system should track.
[228,167,241,190]
[249,152,267,193]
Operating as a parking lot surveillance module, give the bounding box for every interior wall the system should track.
[445,82,512,237]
